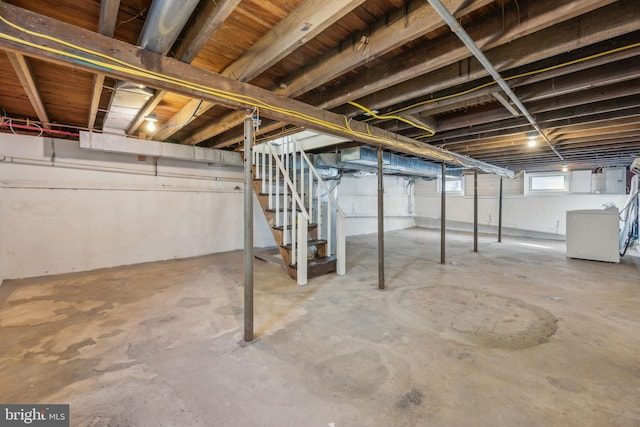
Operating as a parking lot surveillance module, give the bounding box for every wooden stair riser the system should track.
[253,152,336,280]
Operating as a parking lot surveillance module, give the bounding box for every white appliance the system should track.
[566,208,620,263]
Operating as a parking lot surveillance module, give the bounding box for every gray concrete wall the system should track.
[0,134,274,281]
[0,186,4,285]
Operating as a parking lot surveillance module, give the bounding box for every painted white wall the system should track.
[0,134,273,282]
[0,185,4,284]
[415,173,629,239]
[337,174,415,236]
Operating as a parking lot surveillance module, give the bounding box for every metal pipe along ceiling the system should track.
[138,0,200,55]
[425,0,564,162]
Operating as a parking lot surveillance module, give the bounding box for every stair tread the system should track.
[273,223,317,230]
[266,207,303,212]
[281,239,327,249]
[290,256,337,278]
[290,255,336,267]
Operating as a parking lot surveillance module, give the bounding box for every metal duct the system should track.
[102,0,199,133]
[138,0,200,55]
[315,146,463,179]
[102,81,155,132]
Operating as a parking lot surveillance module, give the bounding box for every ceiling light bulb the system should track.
[561,163,569,172]
[527,138,537,147]
[144,113,158,132]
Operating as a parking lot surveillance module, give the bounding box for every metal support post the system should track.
[474,170,478,252]
[377,146,385,290]
[498,176,503,243]
[243,113,254,343]
[441,162,446,265]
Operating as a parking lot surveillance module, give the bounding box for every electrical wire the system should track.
[0,14,447,160]
[348,100,435,136]
[357,41,640,139]
[4,11,633,172]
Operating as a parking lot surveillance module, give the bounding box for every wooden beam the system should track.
[226,0,367,82]
[417,70,640,136]
[87,74,105,130]
[278,0,494,99]
[88,0,120,129]
[492,91,519,117]
[179,0,495,145]
[209,0,633,148]
[128,0,240,136]
[402,114,437,132]
[173,0,242,63]
[157,0,366,142]
[6,52,49,126]
[338,3,640,120]
[321,0,618,112]
[0,2,512,175]
[430,107,640,148]
[126,89,166,135]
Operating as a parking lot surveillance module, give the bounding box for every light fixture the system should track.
[561,163,569,172]
[526,131,538,147]
[144,114,158,132]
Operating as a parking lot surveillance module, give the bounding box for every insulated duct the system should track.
[313,146,463,179]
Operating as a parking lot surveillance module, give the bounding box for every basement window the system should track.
[528,173,570,192]
[439,177,464,193]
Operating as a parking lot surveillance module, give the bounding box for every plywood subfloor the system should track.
[1,228,639,426]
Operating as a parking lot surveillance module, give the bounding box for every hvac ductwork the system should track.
[138,0,200,55]
[313,146,463,179]
[102,0,199,133]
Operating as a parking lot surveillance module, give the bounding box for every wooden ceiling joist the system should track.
[183,0,496,146]
[154,0,368,142]
[87,0,120,130]
[6,52,49,126]
[127,0,243,137]
[0,2,513,175]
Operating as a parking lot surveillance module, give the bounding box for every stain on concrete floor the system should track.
[0,228,639,426]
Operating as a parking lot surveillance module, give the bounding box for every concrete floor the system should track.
[1,227,639,426]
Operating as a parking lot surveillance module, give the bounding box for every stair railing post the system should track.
[317,178,322,240]
[297,212,308,285]
[268,146,273,209]
[300,150,305,217]
[327,196,332,255]
[293,142,297,198]
[283,164,289,246]
[336,212,345,275]
[307,143,313,223]
[275,144,280,227]
[261,150,266,193]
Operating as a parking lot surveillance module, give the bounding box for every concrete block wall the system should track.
[0,134,274,283]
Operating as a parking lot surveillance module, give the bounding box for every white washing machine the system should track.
[566,208,620,263]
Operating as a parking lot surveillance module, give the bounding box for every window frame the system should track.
[438,176,464,194]
[527,172,570,193]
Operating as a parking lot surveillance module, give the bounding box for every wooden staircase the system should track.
[252,138,345,285]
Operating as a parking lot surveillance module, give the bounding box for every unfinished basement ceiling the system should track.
[0,0,638,172]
